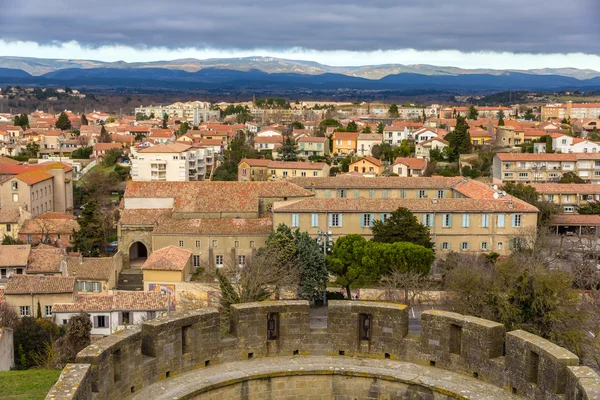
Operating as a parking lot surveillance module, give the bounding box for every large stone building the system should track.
[281,176,537,256]
[119,177,538,271]
[237,159,330,181]
[118,181,314,269]
[0,161,74,216]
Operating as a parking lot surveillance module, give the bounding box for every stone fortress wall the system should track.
[46,301,600,400]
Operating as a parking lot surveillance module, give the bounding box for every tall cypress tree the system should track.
[279,132,298,161]
[296,232,328,302]
[445,115,472,161]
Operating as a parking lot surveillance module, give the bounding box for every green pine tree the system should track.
[444,115,472,161]
[37,300,42,319]
[56,112,72,130]
[280,133,298,161]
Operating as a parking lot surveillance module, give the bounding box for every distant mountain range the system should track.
[1,56,599,80]
[0,56,599,92]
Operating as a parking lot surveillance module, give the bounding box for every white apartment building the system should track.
[493,153,600,184]
[134,101,220,125]
[130,143,213,181]
[383,123,423,145]
[534,134,600,154]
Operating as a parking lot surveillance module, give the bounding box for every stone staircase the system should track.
[116,269,144,291]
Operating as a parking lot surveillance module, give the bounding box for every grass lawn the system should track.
[0,370,61,400]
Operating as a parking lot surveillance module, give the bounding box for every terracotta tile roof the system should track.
[124,182,313,215]
[111,134,135,143]
[149,129,175,138]
[551,214,600,226]
[393,158,427,170]
[523,129,546,137]
[153,217,273,235]
[266,161,328,170]
[240,158,272,167]
[350,156,384,168]
[496,153,577,161]
[52,291,169,313]
[530,183,600,194]
[119,209,172,225]
[20,216,79,235]
[452,179,502,199]
[15,168,53,185]
[36,212,76,220]
[27,244,63,273]
[94,143,122,152]
[138,143,191,153]
[297,136,327,143]
[0,245,31,267]
[0,208,21,223]
[289,176,463,189]
[0,156,20,166]
[5,274,75,294]
[332,132,359,140]
[273,197,538,213]
[357,133,383,141]
[142,246,191,271]
[253,136,283,144]
[64,256,115,281]
[418,138,449,146]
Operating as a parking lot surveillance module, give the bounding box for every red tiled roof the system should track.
[5,274,75,294]
[289,176,463,189]
[551,214,600,226]
[530,184,600,194]
[273,197,538,213]
[52,291,169,312]
[142,246,191,271]
[153,217,273,235]
[350,156,384,167]
[393,157,427,170]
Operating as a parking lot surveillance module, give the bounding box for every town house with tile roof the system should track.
[356,133,383,157]
[3,274,75,318]
[118,181,315,270]
[348,157,385,177]
[415,138,448,160]
[332,131,359,155]
[297,136,329,158]
[0,162,73,216]
[238,159,330,182]
[530,183,600,214]
[392,157,428,177]
[52,291,169,336]
[19,212,79,247]
[274,177,538,257]
[0,245,30,283]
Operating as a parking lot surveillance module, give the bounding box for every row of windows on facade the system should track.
[20,305,53,317]
[241,168,320,177]
[289,213,523,229]
[11,181,53,199]
[505,161,600,169]
[325,189,449,199]
[177,240,255,249]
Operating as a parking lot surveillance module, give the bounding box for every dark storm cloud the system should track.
[0,0,598,53]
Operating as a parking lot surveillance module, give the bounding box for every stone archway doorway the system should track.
[129,241,148,268]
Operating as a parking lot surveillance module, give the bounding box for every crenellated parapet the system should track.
[45,301,600,400]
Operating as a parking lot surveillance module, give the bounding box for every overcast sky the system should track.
[0,0,599,69]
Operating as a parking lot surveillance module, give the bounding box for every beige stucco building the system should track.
[493,153,600,184]
[3,275,75,318]
[0,162,73,216]
[118,181,314,269]
[238,159,330,182]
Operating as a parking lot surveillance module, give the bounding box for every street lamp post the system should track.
[316,229,334,305]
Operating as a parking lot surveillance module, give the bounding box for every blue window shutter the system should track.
[498,214,505,228]
[430,213,434,227]
[448,214,453,227]
[325,189,331,198]
[360,214,365,228]
[422,214,427,226]
[511,214,516,227]
[448,242,451,250]
[370,214,375,227]
[467,242,471,250]
[339,214,343,227]
[328,214,333,227]
[380,214,385,221]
